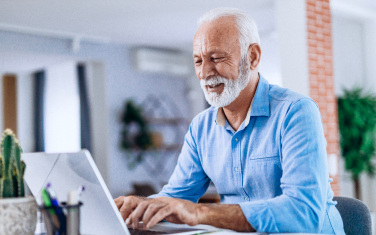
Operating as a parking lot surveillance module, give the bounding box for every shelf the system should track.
[143,144,182,152]
[147,117,187,125]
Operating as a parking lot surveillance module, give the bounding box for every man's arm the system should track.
[115,118,211,219]
[148,118,211,202]
[197,203,255,231]
[239,98,329,233]
[127,197,254,232]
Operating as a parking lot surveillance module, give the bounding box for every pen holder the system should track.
[39,205,60,235]
[62,202,83,235]
[40,202,83,235]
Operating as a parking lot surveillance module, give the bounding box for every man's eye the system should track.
[195,60,202,64]
[213,57,224,61]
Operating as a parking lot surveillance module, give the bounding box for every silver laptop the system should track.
[22,150,206,235]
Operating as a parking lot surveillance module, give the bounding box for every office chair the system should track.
[333,196,372,235]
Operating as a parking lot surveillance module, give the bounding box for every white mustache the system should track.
[201,76,229,86]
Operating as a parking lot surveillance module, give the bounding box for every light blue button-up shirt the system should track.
[151,75,345,234]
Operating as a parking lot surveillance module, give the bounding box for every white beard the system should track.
[200,56,251,107]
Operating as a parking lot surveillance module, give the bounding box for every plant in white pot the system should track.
[0,129,37,235]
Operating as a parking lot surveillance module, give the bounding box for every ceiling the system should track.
[1,0,375,50]
[0,0,275,50]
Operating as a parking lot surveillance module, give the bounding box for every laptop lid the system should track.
[23,150,129,235]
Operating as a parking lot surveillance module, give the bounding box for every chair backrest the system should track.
[333,196,372,235]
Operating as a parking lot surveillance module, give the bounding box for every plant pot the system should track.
[0,196,38,235]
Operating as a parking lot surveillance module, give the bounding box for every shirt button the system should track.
[235,138,239,142]
[244,197,249,201]
[234,167,239,172]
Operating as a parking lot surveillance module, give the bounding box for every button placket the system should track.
[233,135,240,174]
[232,133,244,200]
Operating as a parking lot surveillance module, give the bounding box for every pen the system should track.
[77,185,85,201]
[46,184,66,234]
[41,188,61,229]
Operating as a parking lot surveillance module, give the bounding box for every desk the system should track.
[34,221,329,235]
[158,222,329,235]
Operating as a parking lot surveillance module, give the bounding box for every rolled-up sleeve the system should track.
[149,118,211,202]
[239,98,329,233]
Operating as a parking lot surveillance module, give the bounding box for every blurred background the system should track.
[0,0,376,227]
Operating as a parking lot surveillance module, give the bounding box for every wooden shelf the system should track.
[143,144,182,151]
[147,117,187,125]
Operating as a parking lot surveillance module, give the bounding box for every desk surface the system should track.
[159,223,326,235]
[34,221,326,235]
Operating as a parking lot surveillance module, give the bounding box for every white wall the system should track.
[259,33,282,86]
[85,61,110,185]
[17,72,35,153]
[274,0,310,96]
[332,16,365,95]
[363,20,376,93]
[44,61,81,153]
[332,6,376,213]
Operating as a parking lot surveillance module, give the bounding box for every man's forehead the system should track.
[193,17,240,54]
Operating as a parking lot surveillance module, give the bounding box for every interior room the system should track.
[0,0,376,234]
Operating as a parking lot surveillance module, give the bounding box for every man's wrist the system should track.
[195,203,210,225]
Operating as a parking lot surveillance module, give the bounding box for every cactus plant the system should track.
[0,129,26,198]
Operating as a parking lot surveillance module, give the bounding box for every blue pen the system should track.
[46,183,66,234]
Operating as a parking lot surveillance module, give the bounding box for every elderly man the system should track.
[115,8,345,234]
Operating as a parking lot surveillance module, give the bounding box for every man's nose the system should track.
[199,60,215,80]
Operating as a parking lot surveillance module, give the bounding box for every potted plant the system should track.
[120,100,154,169]
[0,129,37,235]
[337,87,376,200]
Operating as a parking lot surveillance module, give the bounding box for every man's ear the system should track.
[247,43,261,70]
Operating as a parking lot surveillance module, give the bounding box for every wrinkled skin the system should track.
[193,16,261,131]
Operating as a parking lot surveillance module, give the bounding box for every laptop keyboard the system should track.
[128,228,168,235]
[128,227,203,235]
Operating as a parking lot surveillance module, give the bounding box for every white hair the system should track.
[197,7,260,57]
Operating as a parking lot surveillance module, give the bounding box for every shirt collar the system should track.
[215,74,270,128]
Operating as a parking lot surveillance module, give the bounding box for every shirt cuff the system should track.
[239,200,279,233]
[147,193,173,199]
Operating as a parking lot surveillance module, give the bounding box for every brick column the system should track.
[306,0,340,195]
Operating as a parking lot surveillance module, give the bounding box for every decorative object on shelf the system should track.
[139,94,189,183]
[0,129,37,235]
[338,87,376,200]
[151,132,163,149]
[120,100,154,169]
[119,94,190,185]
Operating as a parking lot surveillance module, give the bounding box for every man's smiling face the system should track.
[193,16,251,107]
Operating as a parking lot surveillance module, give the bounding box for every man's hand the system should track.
[114,195,147,221]
[127,197,200,229]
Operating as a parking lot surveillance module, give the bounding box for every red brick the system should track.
[306,0,340,195]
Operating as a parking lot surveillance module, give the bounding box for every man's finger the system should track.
[130,200,151,228]
[126,211,133,226]
[146,206,172,229]
[119,197,138,220]
[114,197,124,209]
[142,203,163,227]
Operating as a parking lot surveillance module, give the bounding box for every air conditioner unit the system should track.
[134,48,191,76]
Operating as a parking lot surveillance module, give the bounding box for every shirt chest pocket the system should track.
[248,152,282,172]
[244,152,283,200]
